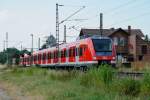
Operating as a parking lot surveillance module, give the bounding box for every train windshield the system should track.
[92,39,112,56]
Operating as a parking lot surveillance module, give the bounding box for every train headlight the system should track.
[111,60,116,64]
[112,57,115,60]
[93,57,97,60]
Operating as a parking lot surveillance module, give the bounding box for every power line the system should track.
[104,0,139,14]
[59,6,85,24]
[71,0,140,29]
[107,11,150,27]
[109,0,149,16]
[59,4,86,8]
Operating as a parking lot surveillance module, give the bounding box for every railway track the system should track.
[117,71,144,79]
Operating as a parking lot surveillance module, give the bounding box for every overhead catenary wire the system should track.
[59,6,85,24]
[70,0,141,29]
[106,11,150,27]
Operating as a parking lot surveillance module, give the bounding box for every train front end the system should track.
[91,36,116,66]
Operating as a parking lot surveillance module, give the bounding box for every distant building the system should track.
[79,26,150,62]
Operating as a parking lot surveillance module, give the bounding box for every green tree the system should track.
[0,48,30,65]
[0,52,7,64]
[41,35,57,49]
[145,34,149,42]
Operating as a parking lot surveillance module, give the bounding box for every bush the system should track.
[98,64,114,85]
[119,78,141,96]
[141,72,150,96]
[80,64,115,87]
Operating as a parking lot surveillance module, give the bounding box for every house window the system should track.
[113,37,118,45]
[119,37,127,46]
[142,45,147,54]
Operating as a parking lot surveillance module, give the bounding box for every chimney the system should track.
[128,25,131,34]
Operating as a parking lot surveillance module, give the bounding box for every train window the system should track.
[76,48,78,56]
[44,53,46,60]
[35,55,37,61]
[79,47,83,56]
[83,45,87,51]
[42,54,44,60]
[51,52,53,59]
[34,56,36,61]
[66,49,69,57]
[61,50,63,58]
[59,51,61,58]
[27,58,29,62]
[61,50,64,58]
[48,52,51,59]
[64,49,66,57]
[56,51,58,58]
[38,54,41,60]
[69,47,75,57]
[72,47,75,57]
[31,56,33,63]
[54,51,56,59]
[69,48,72,57]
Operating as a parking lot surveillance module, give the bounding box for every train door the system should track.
[75,44,79,66]
[61,49,66,63]
[66,46,69,65]
[79,45,84,62]
[69,46,76,62]
[42,53,46,65]
[79,45,88,62]
[38,53,42,65]
[47,52,51,64]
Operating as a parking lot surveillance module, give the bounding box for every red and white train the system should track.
[20,36,116,68]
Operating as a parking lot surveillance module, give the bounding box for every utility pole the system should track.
[21,44,22,51]
[56,3,59,45]
[6,32,8,65]
[38,37,40,50]
[31,34,33,53]
[56,3,59,64]
[64,25,66,43]
[3,40,5,51]
[100,13,103,36]
[6,32,8,49]
[56,3,64,64]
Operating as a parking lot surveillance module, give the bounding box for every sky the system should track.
[0,0,150,51]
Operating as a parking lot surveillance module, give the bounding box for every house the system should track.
[79,26,150,62]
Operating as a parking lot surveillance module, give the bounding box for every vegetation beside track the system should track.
[0,65,150,100]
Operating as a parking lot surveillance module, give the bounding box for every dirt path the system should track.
[0,88,12,100]
[0,65,13,100]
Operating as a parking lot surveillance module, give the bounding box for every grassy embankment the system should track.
[0,65,150,100]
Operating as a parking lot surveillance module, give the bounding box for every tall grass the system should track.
[49,70,78,81]
[118,78,141,96]
[80,64,115,88]
[0,65,150,99]
[141,70,150,96]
